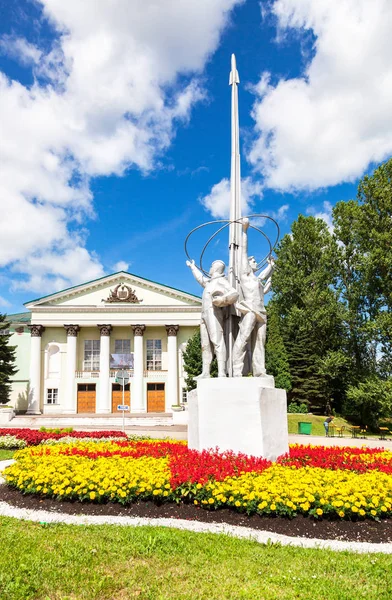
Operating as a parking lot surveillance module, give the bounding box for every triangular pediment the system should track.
[25,271,201,309]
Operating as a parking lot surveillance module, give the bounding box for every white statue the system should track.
[232,218,275,377]
[186,259,239,378]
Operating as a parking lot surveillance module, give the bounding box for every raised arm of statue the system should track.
[186,259,207,288]
[263,276,272,295]
[259,256,275,281]
[240,217,251,276]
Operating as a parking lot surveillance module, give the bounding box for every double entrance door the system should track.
[112,383,130,413]
[147,383,165,413]
[76,382,165,413]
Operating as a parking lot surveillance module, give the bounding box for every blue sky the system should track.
[1,0,391,312]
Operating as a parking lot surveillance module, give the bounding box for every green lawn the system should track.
[288,414,350,437]
[0,517,391,599]
[0,449,15,461]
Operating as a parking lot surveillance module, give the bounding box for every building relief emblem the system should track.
[104,283,141,304]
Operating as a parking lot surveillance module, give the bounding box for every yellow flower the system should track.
[316,508,323,516]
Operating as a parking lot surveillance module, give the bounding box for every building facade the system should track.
[6,271,201,415]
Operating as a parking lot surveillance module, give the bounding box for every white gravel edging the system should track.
[1,460,391,554]
[0,500,391,554]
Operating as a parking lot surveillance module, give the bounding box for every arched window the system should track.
[48,344,60,378]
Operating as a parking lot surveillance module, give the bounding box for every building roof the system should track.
[6,312,31,323]
[25,270,201,307]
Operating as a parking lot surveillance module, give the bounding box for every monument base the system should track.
[188,377,288,462]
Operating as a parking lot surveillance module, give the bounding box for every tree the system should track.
[343,377,392,429]
[182,329,217,391]
[0,314,17,404]
[265,302,291,391]
[333,158,392,379]
[271,215,345,411]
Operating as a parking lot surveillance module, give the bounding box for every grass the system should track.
[0,518,391,599]
[0,449,15,460]
[288,414,350,436]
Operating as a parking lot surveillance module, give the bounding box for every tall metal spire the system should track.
[228,53,241,290]
[227,54,242,376]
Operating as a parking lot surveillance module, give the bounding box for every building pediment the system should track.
[25,271,201,310]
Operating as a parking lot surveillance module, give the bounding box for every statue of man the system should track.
[232,218,275,377]
[186,259,239,378]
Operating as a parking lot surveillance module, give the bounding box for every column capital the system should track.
[165,325,179,337]
[28,324,45,337]
[64,324,80,337]
[132,324,146,336]
[97,324,112,336]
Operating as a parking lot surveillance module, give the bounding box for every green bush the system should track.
[288,402,308,414]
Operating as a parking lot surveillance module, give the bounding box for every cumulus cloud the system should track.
[113,261,130,272]
[0,0,242,292]
[249,0,392,191]
[0,296,11,308]
[307,201,334,233]
[200,177,263,218]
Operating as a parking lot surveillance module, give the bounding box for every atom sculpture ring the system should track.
[184,214,280,277]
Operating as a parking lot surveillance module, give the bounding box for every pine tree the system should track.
[182,329,217,391]
[265,302,291,391]
[286,326,326,410]
[0,314,17,404]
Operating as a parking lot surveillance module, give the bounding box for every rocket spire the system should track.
[228,53,241,289]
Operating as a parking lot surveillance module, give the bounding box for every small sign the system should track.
[117,405,130,411]
[116,369,130,385]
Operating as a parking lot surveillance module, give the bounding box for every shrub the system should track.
[288,402,308,414]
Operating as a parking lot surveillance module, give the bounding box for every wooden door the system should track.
[112,383,131,413]
[147,383,165,413]
[77,384,96,413]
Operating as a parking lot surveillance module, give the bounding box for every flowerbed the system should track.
[4,441,392,521]
[0,428,127,448]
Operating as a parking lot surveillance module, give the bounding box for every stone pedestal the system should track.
[188,377,288,461]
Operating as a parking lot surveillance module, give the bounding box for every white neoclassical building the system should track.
[6,271,201,417]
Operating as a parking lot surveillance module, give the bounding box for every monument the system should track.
[186,55,289,461]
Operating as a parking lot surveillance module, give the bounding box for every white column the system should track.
[131,325,145,412]
[97,325,112,414]
[166,325,179,411]
[27,325,45,414]
[63,325,79,413]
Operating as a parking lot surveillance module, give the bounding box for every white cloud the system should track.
[249,0,392,191]
[0,296,11,308]
[307,201,334,233]
[0,35,42,65]
[0,0,242,292]
[200,177,263,219]
[113,261,130,272]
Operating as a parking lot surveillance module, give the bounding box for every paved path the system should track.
[289,434,392,449]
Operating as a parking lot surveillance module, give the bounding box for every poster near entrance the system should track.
[112,383,130,413]
[77,383,96,413]
[147,383,165,413]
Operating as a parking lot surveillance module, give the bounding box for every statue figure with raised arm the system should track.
[186,259,239,378]
[232,218,275,377]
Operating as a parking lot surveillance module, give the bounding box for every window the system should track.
[84,340,100,371]
[0,328,10,336]
[46,388,58,404]
[181,388,188,403]
[114,339,131,354]
[146,339,162,370]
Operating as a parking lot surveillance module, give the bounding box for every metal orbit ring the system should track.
[184,214,280,277]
